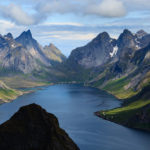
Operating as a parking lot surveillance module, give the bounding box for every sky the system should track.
[0,0,150,56]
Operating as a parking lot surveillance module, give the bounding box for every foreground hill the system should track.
[0,103,79,150]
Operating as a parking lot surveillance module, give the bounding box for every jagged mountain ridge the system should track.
[68,29,150,69]
[15,30,51,66]
[43,43,66,63]
[0,30,66,74]
[87,29,150,94]
[68,32,116,68]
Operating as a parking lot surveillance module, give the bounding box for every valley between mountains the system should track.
[0,29,150,131]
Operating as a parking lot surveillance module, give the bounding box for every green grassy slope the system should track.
[96,85,150,131]
[0,81,23,103]
[102,77,138,99]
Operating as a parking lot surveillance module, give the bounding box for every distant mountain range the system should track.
[0,29,150,131]
[0,30,66,74]
[68,29,150,68]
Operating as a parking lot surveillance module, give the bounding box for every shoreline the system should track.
[0,83,54,105]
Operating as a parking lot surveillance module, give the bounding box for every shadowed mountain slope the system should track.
[0,103,80,150]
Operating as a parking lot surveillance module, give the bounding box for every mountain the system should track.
[67,29,148,70]
[136,30,148,39]
[1,28,150,131]
[0,103,79,150]
[65,29,150,131]
[68,32,117,68]
[0,33,39,74]
[0,30,66,79]
[0,30,68,102]
[15,30,51,66]
[87,30,150,131]
[42,43,66,63]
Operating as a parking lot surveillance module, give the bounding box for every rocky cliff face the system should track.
[15,30,51,66]
[0,33,39,73]
[68,32,117,68]
[0,30,65,74]
[43,43,66,63]
[88,29,150,90]
[0,103,80,150]
[67,29,150,70]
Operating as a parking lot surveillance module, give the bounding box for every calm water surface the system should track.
[0,84,150,150]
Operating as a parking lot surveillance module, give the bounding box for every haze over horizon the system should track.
[0,0,149,56]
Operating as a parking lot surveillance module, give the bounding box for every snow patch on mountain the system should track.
[110,46,118,57]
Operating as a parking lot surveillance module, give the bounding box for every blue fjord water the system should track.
[0,84,150,150]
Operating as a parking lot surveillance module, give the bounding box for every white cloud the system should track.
[86,0,126,17]
[0,0,150,26]
[0,3,44,25]
[0,20,15,34]
[39,31,96,41]
[41,22,83,27]
[123,0,150,9]
[37,0,126,18]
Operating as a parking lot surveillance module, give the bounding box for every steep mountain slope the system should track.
[96,85,150,131]
[0,33,41,74]
[89,30,150,99]
[0,30,67,81]
[86,30,150,131]
[65,29,150,131]
[15,30,51,66]
[0,30,67,75]
[68,32,117,68]
[0,80,22,103]
[42,43,66,63]
[0,30,67,102]
[0,103,79,150]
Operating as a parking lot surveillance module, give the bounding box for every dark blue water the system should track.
[0,84,150,150]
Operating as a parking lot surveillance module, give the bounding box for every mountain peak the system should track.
[93,32,110,43]
[16,30,33,42]
[15,29,34,47]
[97,32,110,39]
[122,29,133,35]
[118,29,134,41]
[136,30,148,39]
[49,43,57,48]
[4,33,13,39]
[22,29,32,38]
[0,103,79,150]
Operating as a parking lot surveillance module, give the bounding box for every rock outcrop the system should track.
[43,43,66,63]
[68,32,116,68]
[0,30,66,74]
[0,103,80,150]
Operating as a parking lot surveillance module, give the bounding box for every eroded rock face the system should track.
[43,43,66,63]
[0,104,80,150]
[68,32,116,68]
